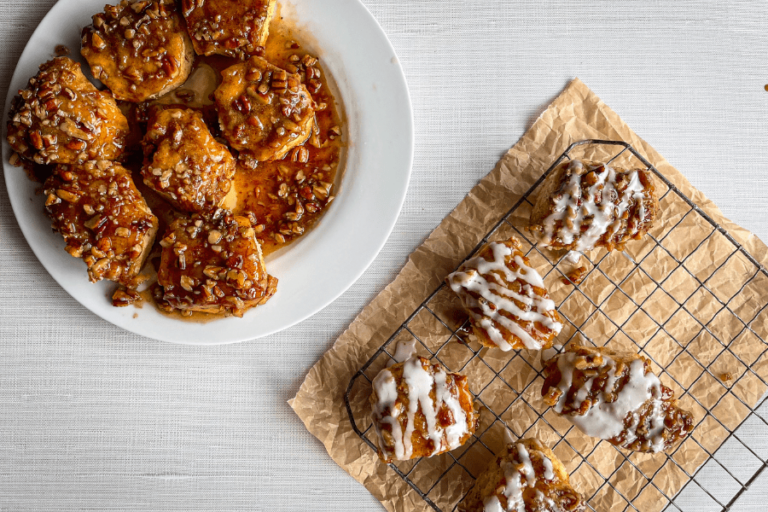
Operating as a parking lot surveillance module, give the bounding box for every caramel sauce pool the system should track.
[232,23,344,256]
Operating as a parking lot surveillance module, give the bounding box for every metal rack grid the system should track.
[344,140,768,512]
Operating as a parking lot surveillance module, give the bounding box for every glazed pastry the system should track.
[214,56,315,163]
[182,0,276,59]
[6,57,129,166]
[81,0,194,102]
[156,210,277,317]
[370,356,478,463]
[529,159,659,252]
[460,438,585,512]
[447,236,562,351]
[43,161,158,295]
[541,345,694,453]
[141,108,236,213]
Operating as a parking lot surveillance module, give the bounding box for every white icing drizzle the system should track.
[485,442,561,512]
[517,443,535,484]
[401,358,441,457]
[542,455,555,481]
[388,338,418,366]
[565,250,582,265]
[447,242,562,351]
[499,457,525,512]
[371,369,406,459]
[541,160,648,252]
[552,352,668,451]
[483,496,504,512]
[434,369,468,449]
[535,490,558,510]
[371,357,469,460]
[483,443,555,512]
[503,427,515,446]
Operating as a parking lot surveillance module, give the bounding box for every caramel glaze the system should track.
[154,210,277,317]
[182,0,276,59]
[218,23,343,255]
[141,107,236,213]
[43,161,159,294]
[214,55,315,163]
[12,15,343,320]
[128,20,343,258]
[81,0,194,102]
[7,57,129,166]
[132,20,341,317]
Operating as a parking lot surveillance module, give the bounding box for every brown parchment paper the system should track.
[289,78,768,512]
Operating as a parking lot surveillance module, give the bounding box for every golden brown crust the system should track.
[141,108,236,212]
[541,345,694,453]
[369,356,478,463]
[156,210,277,317]
[182,0,276,58]
[446,236,562,352]
[80,0,193,102]
[6,57,129,166]
[214,56,314,163]
[43,161,158,288]
[460,438,585,512]
[529,159,659,252]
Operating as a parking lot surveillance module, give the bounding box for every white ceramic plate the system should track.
[3,0,413,344]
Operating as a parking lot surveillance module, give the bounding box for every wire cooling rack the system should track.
[344,140,768,512]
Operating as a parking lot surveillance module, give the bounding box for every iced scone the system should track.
[542,345,694,453]
[447,236,562,351]
[370,356,478,463]
[530,159,659,252]
[460,438,585,512]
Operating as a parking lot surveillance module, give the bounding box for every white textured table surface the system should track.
[2,1,768,511]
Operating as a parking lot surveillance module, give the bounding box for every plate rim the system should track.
[2,0,414,345]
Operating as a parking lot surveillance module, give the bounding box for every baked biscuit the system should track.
[530,159,659,252]
[43,160,158,289]
[7,57,129,166]
[460,438,585,512]
[182,0,276,59]
[81,0,194,102]
[370,356,478,463]
[447,236,562,351]
[542,345,694,453]
[156,210,277,317]
[214,56,314,163]
[141,108,236,212]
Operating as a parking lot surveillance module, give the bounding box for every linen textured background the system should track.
[1,1,768,510]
